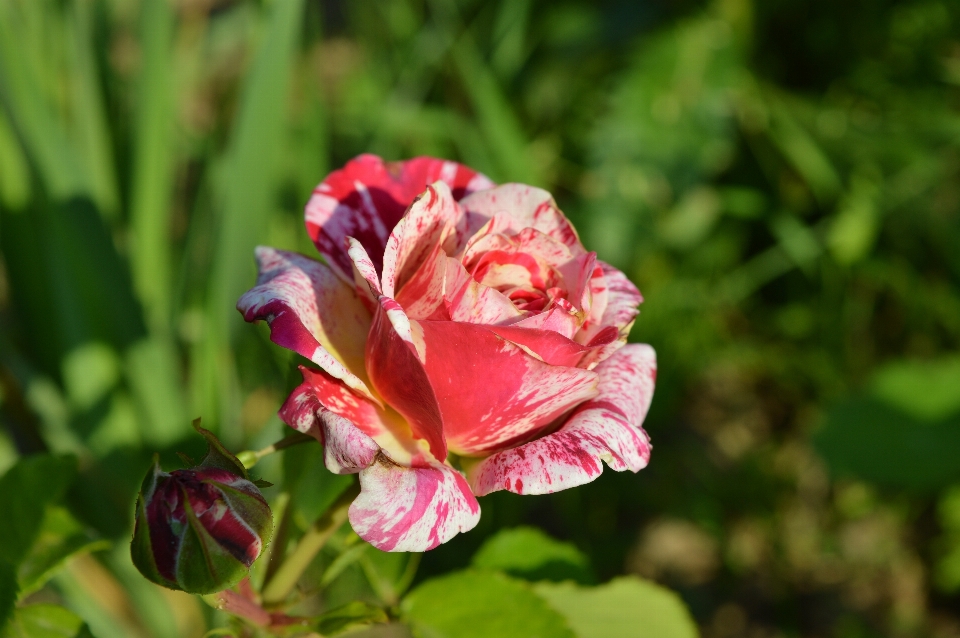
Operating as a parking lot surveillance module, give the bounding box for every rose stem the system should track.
[260,481,361,606]
[235,431,314,469]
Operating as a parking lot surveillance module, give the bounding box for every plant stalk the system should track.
[260,481,360,606]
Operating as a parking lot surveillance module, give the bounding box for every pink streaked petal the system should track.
[443,257,524,324]
[279,367,421,469]
[442,257,524,325]
[366,299,447,462]
[395,243,450,321]
[305,155,494,282]
[278,377,323,439]
[487,325,618,368]
[279,380,380,474]
[297,367,390,439]
[459,184,584,255]
[238,247,376,402]
[512,306,580,340]
[597,261,642,335]
[557,251,597,319]
[418,321,599,455]
[346,237,383,299]
[469,344,656,496]
[320,409,381,474]
[382,182,461,298]
[349,458,480,552]
[276,378,378,474]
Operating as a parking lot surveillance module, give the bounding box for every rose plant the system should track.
[238,154,656,552]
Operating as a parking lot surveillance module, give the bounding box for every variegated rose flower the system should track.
[238,155,655,552]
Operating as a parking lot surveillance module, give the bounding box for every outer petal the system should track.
[468,344,656,496]
[417,321,600,455]
[349,457,480,552]
[366,297,447,461]
[459,184,584,255]
[280,366,421,468]
[305,155,494,282]
[277,378,379,474]
[238,247,376,402]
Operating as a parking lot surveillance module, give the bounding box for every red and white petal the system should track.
[277,376,324,439]
[417,321,600,455]
[382,182,462,298]
[395,244,450,321]
[459,184,584,255]
[238,247,376,402]
[279,366,422,467]
[320,409,381,474]
[442,257,524,325]
[349,458,480,552]
[305,155,493,282]
[366,298,447,462]
[588,262,642,340]
[512,306,580,340]
[486,326,615,368]
[346,237,383,300]
[468,344,656,496]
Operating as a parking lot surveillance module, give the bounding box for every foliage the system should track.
[1,0,959,636]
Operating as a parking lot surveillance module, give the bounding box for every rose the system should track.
[238,154,655,552]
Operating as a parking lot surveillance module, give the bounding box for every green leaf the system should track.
[17,506,110,599]
[401,570,574,638]
[814,398,960,491]
[533,576,700,638]
[0,455,77,567]
[314,601,388,636]
[1,604,94,638]
[868,356,960,422]
[471,527,593,584]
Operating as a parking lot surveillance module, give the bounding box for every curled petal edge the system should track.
[468,343,656,496]
[350,457,480,552]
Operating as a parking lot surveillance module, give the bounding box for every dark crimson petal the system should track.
[145,475,182,582]
[487,325,618,368]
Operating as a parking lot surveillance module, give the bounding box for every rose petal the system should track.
[320,409,381,474]
[382,182,462,298]
[459,184,584,255]
[238,247,377,402]
[279,366,420,468]
[595,261,642,336]
[417,321,600,455]
[366,297,447,461]
[395,243,450,321]
[349,457,480,552]
[487,325,618,368]
[468,343,656,495]
[441,257,524,325]
[305,155,494,282]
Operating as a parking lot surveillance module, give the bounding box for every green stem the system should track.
[236,431,313,469]
[260,481,360,606]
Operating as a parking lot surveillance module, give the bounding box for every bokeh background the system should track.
[2,0,960,636]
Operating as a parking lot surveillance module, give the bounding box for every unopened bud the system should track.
[131,424,273,594]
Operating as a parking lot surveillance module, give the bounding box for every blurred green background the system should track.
[2,0,960,636]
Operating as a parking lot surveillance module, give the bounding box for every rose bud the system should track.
[238,155,656,552]
[131,425,273,594]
